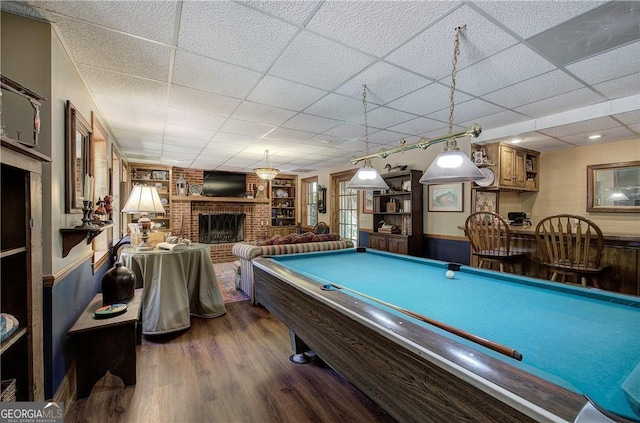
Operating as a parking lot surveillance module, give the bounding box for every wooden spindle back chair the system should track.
[535,214,604,287]
[464,211,523,273]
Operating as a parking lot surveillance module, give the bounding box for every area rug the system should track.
[213,262,250,303]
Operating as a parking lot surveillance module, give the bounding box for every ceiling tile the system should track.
[241,1,321,25]
[268,31,375,90]
[454,44,556,96]
[231,101,297,126]
[94,94,167,123]
[106,114,165,134]
[612,110,640,126]
[281,114,341,133]
[474,1,606,39]
[53,16,171,81]
[461,110,530,132]
[304,93,363,120]
[111,129,163,144]
[307,1,456,57]
[386,83,473,116]
[515,88,605,118]
[45,1,178,44]
[166,109,227,131]
[386,4,518,80]
[561,125,637,146]
[247,75,327,110]
[335,62,430,105]
[219,119,276,138]
[347,106,416,129]
[178,1,298,72]
[164,124,216,141]
[483,70,584,109]
[539,116,619,138]
[323,122,365,139]
[77,65,168,103]
[168,85,241,117]
[163,135,209,148]
[593,72,640,100]
[263,127,316,143]
[427,99,505,125]
[566,40,640,84]
[172,50,262,98]
[387,117,451,136]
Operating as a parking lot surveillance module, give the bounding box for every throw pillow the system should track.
[291,232,316,243]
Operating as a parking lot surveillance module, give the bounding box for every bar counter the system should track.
[459,225,640,296]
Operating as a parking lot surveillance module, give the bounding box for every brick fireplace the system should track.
[171,169,271,262]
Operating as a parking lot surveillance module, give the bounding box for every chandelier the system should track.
[254,149,280,180]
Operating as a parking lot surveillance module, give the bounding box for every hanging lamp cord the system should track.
[362,84,371,156]
[446,25,465,148]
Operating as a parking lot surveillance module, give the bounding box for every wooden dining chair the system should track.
[464,211,524,273]
[535,214,604,288]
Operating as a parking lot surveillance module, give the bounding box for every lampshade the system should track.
[346,159,389,190]
[419,137,485,185]
[607,191,630,201]
[122,184,166,214]
[254,150,279,180]
[122,184,165,250]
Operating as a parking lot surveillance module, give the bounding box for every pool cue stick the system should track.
[326,283,523,361]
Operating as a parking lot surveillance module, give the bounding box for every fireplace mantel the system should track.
[173,196,269,204]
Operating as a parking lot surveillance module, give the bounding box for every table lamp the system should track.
[121,184,165,250]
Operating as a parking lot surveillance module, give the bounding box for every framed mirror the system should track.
[317,186,327,214]
[587,161,640,213]
[65,100,92,213]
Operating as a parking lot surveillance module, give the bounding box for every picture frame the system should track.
[363,191,373,214]
[472,189,499,214]
[428,183,464,212]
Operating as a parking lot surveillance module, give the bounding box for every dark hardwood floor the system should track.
[65,300,396,423]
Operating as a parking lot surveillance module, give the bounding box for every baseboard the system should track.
[53,360,77,417]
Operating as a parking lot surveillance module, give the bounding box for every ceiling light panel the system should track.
[527,1,640,66]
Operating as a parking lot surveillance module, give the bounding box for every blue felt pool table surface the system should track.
[267,248,640,421]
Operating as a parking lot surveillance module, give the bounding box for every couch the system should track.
[232,232,354,305]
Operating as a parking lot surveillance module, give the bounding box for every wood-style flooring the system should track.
[65,300,396,423]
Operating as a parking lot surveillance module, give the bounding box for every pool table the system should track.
[253,248,640,423]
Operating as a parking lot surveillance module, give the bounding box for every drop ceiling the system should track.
[2,1,639,173]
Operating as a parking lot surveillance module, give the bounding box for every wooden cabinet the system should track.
[1,138,49,401]
[271,175,297,233]
[128,164,172,231]
[371,170,423,256]
[473,143,539,191]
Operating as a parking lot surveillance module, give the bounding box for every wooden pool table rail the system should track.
[253,259,621,423]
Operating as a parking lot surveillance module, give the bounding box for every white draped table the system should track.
[120,243,226,334]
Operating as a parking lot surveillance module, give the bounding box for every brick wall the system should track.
[171,168,271,262]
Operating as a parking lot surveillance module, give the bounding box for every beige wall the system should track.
[2,12,119,274]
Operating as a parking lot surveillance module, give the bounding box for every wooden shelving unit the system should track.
[270,175,297,236]
[1,138,48,401]
[370,170,423,256]
[128,164,172,231]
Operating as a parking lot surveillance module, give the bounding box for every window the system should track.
[331,170,358,245]
[301,176,318,230]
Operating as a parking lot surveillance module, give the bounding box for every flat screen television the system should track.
[202,171,246,197]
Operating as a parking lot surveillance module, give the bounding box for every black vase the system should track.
[101,262,136,305]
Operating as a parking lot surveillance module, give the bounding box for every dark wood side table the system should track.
[68,288,143,399]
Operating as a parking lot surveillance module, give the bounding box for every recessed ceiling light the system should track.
[588,134,602,140]
[319,139,332,144]
[511,137,524,144]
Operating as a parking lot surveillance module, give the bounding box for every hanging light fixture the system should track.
[420,25,484,185]
[254,149,280,180]
[347,26,483,184]
[606,189,630,201]
[346,84,389,191]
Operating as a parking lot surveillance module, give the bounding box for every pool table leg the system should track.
[288,330,316,364]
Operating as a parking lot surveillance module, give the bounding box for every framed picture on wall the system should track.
[363,191,373,214]
[472,189,499,214]
[428,183,464,212]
